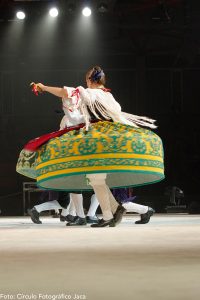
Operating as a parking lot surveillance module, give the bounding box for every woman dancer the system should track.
[17,66,164,227]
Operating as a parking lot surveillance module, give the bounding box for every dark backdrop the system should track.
[0,0,200,215]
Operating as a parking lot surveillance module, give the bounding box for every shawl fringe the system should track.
[79,100,157,130]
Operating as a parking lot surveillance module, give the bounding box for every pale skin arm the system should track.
[35,83,68,98]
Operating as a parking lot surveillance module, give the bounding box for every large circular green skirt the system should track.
[16,121,164,191]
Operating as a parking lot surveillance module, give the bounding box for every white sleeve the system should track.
[63,86,73,94]
[62,86,80,111]
[77,86,96,104]
[63,86,77,103]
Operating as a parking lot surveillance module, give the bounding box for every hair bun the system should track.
[91,68,104,82]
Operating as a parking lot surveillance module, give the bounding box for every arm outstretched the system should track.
[33,83,68,98]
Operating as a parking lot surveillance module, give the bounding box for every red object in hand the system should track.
[30,82,42,96]
[31,83,38,96]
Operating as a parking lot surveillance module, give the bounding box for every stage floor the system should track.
[0,214,200,300]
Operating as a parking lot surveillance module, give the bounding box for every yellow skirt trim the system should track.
[36,153,163,170]
[37,165,163,181]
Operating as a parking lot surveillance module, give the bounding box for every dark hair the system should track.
[87,66,106,85]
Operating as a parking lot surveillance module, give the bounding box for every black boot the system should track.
[91,218,115,227]
[113,205,126,225]
[27,207,42,224]
[66,217,87,226]
[135,207,155,224]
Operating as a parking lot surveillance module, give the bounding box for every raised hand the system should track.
[30,82,45,96]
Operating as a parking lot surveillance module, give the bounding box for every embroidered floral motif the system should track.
[16,121,164,189]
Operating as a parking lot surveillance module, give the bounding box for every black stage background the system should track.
[0,0,199,215]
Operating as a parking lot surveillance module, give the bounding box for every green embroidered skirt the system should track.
[16,121,164,191]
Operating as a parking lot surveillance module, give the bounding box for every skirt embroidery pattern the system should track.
[16,121,164,190]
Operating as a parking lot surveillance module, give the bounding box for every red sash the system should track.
[24,123,86,152]
[24,120,101,152]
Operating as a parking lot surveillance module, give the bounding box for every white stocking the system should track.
[87,194,99,217]
[70,193,85,218]
[123,202,148,214]
[68,197,77,216]
[34,200,62,213]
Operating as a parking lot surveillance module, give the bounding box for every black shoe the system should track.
[91,218,115,227]
[60,215,67,222]
[135,207,155,224]
[113,205,126,225]
[60,215,77,222]
[27,208,42,224]
[66,217,87,226]
[86,216,99,224]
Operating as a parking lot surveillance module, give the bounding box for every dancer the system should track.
[123,202,155,224]
[27,86,99,226]
[28,190,72,224]
[65,192,99,226]
[28,191,99,225]
[17,66,164,227]
[111,188,155,224]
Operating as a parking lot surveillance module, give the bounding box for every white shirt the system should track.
[61,85,156,130]
[60,87,85,129]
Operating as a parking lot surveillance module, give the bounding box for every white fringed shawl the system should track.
[64,86,157,130]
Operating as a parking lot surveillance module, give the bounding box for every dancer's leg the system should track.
[106,186,119,214]
[68,197,76,216]
[86,174,113,221]
[66,193,87,226]
[28,200,63,224]
[34,200,62,213]
[87,194,99,217]
[70,193,85,218]
[61,197,77,217]
[123,202,148,214]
